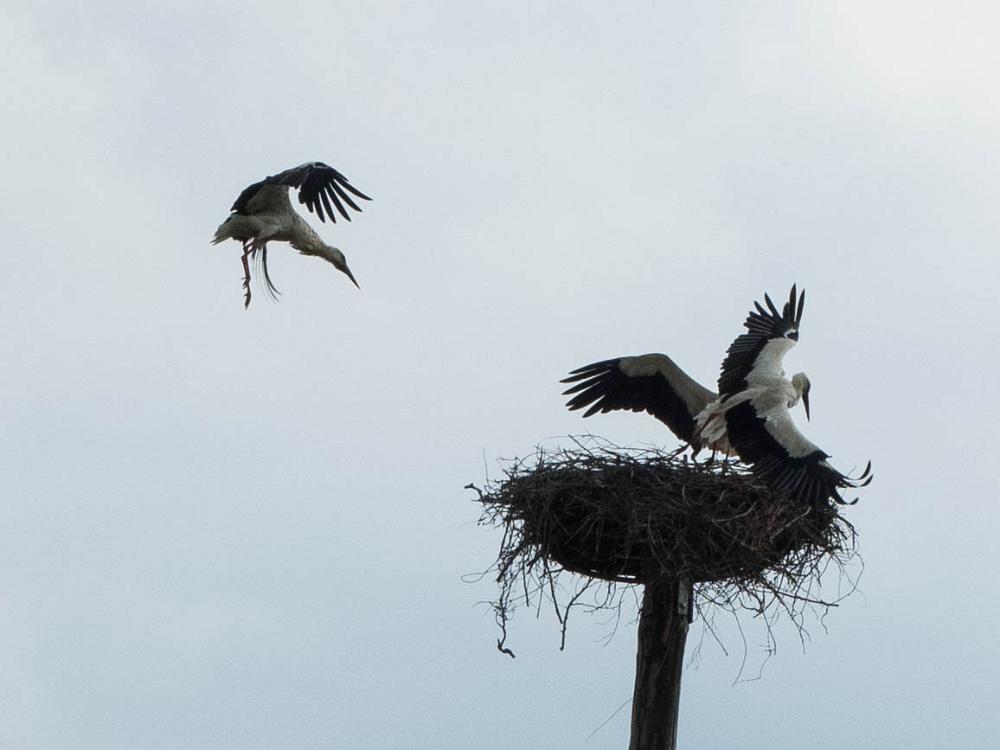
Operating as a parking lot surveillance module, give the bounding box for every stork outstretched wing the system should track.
[718,285,804,398]
[231,162,372,223]
[562,354,716,447]
[724,399,872,505]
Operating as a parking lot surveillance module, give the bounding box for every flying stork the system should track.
[562,286,872,505]
[212,161,371,308]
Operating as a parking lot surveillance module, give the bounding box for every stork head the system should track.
[319,244,360,289]
[791,372,811,420]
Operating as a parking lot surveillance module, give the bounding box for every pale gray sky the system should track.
[3,1,999,747]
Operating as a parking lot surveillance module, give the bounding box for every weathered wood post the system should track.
[629,576,692,750]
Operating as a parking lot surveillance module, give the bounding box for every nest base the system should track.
[473,439,859,656]
[479,442,847,586]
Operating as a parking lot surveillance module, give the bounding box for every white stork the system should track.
[212,161,371,308]
[562,286,872,505]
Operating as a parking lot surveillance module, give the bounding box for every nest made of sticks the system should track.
[472,437,859,653]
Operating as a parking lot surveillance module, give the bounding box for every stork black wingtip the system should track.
[858,460,874,487]
[564,360,610,378]
[764,293,780,317]
[561,380,589,395]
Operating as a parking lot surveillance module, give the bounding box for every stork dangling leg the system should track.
[237,236,283,309]
[240,242,253,309]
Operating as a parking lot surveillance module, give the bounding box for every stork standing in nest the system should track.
[212,161,371,308]
[562,286,872,505]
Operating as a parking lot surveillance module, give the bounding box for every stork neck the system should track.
[290,218,327,255]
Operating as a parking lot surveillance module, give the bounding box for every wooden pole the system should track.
[628,576,691,750]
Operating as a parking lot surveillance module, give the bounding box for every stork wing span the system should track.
[561,354,716,446]
[231,161,372,223]
[725,399,872,505]
[718,285,805,398]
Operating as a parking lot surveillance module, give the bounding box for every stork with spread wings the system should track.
[563,286,871,505]
[212,162,371,308]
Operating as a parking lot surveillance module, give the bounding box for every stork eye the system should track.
[785,329,799,341]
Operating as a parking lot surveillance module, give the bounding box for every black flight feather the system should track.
[230,161,372,223]
[724,400,871,505]
[561,358,702,446]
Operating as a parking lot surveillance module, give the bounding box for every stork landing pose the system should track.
[212,161,371,308]
[562,286,872,505]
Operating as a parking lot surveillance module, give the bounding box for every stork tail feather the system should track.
[248,245,281,303]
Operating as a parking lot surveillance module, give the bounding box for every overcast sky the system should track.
[4,1,1000,748]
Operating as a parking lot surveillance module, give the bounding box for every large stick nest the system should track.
[472,438,859,654]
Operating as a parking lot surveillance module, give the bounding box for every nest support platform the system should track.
[473,439,860,749]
